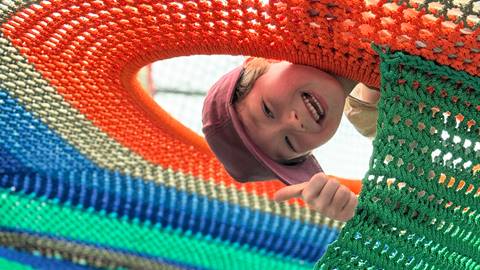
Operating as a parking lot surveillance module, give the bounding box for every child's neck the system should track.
[333,75,358,97]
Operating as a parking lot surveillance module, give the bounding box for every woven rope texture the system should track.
[0,0,478,269]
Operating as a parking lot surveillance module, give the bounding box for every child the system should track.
[202,58,379,222]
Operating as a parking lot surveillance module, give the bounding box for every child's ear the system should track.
[243,57,255,65]
[333,75,358,96]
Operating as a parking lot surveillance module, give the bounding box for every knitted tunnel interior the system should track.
[0,1,479,269]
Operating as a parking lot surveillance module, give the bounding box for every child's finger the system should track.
[307,180,337,215]
[345,192,359,211]
[273,182,308,202]
[338,193,359,221]
[331,185,351,212]
[302,173,328,203]
[315,179,340,209]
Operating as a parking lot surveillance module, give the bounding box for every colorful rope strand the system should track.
[0,0,478,269]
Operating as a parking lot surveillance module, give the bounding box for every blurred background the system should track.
[138,55,373,180]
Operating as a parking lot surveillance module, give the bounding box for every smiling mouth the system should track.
[302,92,324,124]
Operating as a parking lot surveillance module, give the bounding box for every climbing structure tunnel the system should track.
[0,0,478,269]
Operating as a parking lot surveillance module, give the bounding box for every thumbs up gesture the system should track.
[274,173,358,222]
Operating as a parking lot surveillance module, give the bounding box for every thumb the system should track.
[273,182,308,202]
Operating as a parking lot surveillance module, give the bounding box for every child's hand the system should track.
[273,173,358,222]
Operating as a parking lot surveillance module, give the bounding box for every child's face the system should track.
[235,62,346,163]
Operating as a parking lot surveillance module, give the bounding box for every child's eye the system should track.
[262,100,274,118]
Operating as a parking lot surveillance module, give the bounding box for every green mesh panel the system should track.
[0,190,312,270]
[0,257,33,270]
[315,46,480,269]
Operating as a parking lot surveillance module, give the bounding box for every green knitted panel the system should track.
[0,189,312,270]
[0,257,32,270]
[315,48,480,270]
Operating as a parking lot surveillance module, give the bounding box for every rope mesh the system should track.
[0,0,478,269]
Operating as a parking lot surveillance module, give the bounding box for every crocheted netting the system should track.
[0,0,478,269]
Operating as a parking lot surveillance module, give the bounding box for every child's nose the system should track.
[286,110,304,130]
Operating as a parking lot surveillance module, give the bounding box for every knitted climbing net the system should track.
[0,0,478,269]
